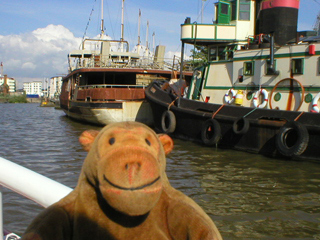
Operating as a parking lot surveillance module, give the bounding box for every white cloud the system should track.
[0,24,186,89]
[22,62,36,70]
[33,24,76,42]
[165,51,181,59]
[0,24,82,88]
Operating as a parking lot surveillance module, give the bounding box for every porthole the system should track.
[305,93,313,103]
[247,91,254,100]
[274,92,281,102]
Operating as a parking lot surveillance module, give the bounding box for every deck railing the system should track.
[71,56,182,72]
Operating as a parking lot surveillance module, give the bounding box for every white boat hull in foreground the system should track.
[0,156,72,239]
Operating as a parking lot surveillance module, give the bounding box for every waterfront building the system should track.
[0,75,16,92]
[23,81,42,97]
[48,76,63,99]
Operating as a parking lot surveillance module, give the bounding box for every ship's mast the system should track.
[121,0,125,42]
[201,0,207,23]
[313,11,320,35]
[138,9,141,46]
[152,32,155,54]
[146,20,149,55]
[100,0,105,37]
[137,9,141,54]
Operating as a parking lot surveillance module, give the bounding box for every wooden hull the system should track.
[146,81,320,161]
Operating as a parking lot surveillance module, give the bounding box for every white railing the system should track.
[0,157,73,239]
[71,55,181,72]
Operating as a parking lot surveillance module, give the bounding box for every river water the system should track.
[0,103,319,239]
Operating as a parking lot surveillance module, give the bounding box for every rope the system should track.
[243,108,258,118]
[294,111,305,121]
[212,104,225,119]
[168,97,179,110]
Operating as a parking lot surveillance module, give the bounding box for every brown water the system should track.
[1,103,319,239]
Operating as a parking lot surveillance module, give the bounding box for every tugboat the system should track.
[145,0,320,161]
[60,0,188,126]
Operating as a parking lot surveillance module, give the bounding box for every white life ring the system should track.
[253,89,269,108]
[312,92,320,113]
[224,88,237,104]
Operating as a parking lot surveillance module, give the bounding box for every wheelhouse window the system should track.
[209,45,236,62]
[218,47,226,60]
[291,58,304,74]
[220,3,229,14]
[209,47,217,61]
[231,0,237,20]
[244,61,254,75]
[208,46,226,61]
[239,0,250,20]
[266,60,277,75]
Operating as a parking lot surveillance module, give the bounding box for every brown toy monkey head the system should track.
[78,122,173,216]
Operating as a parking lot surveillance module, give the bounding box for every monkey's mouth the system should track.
[103,175,160,191]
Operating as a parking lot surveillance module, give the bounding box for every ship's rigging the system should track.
[79,0,155,56]
[313,11,320,35]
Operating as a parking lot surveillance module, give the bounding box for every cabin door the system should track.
[191,66,205,100]
[217,1,231,24]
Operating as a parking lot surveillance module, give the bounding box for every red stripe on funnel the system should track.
[261,0,300,10]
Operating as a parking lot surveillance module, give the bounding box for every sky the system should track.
[0,0,319,89]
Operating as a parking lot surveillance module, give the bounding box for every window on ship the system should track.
[239,0,250,20]
[79,72,136,86]
[266,60,278,75]
[208,45,236,61]
[231,0,237,21]
[244,61,254,75]
[229,0,250,21]
[209,47,217,61]
[291,58,304,75]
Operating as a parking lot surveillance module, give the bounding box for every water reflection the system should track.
[168,139,320,239]
[0,103,319,239]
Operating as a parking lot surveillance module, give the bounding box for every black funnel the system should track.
[258,0,300,46]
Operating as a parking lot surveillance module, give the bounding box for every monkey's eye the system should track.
[145,139,151,146]
[109,137,115,145]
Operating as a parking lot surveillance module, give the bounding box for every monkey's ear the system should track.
[158,134,174,155]
[79,130,100,151]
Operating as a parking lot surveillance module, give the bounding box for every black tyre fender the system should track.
[201,119,221,146]
[233,117,250,135]
[276,121,309,157]
[161,110,176,133]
